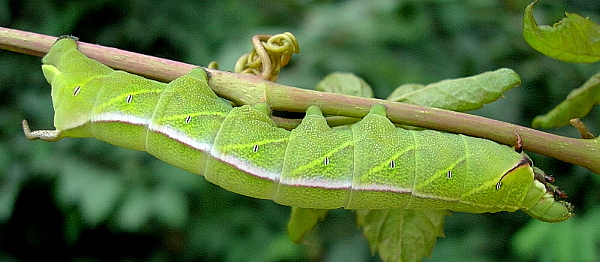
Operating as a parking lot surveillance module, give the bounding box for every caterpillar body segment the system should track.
[23,37,572,222]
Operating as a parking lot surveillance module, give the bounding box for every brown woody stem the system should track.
[1,26,598,174]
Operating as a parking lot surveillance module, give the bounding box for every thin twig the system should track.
[1,27,598,174]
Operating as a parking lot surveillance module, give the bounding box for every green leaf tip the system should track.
[286,207,328,244]
[532,72,600,129]
[386,68,520,111]
[524,0,600,63]
[315,72,374,98]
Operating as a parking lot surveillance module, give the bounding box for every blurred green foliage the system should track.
[1,0,600,261]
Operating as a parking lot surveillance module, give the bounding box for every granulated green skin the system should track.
[27,37,572,222]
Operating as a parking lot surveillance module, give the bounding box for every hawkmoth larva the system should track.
[23,36,572,222]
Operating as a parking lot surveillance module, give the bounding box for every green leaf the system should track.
[263,234,307,262]
[116,187,152,232]
[386,68,520,112]
[56,158,126,227]
[151,184,188,228]
[0,146,24,222]
[286,207,328,243]
[315,72,374,98]
[532,72,600,129]
[513,207,600,261]
[523,0,600,63]
[355,209,448,262]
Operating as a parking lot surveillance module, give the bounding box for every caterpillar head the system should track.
[522,164,573,222]
[41,37,114,137]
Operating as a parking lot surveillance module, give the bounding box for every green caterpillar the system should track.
[23,37,572,222]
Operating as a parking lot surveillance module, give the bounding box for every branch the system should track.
[1,27,598,174]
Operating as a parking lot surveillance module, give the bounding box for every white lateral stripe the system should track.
[353,183,412,193]
[211,151,282,181]
[153,123,281,181]
[92,113,149,125]
[91,115,499,205]
[150,124,214,152]
[279,177,352,189]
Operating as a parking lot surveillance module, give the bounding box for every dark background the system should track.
[1,0,599,261]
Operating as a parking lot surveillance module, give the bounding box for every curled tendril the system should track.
[235,32,300,81]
